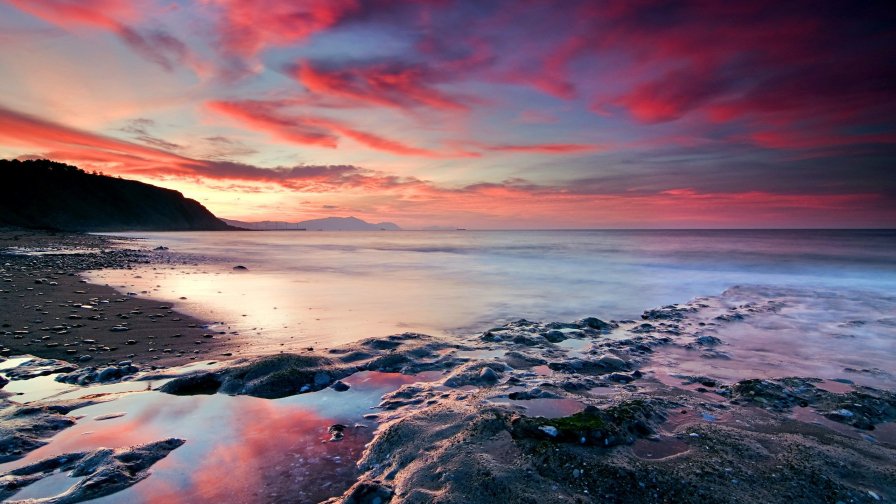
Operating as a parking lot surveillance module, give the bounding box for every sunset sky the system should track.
[1,0,894,228]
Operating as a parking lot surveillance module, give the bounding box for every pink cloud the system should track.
[294,60,467,111]
[207,0,360,58]
[207,99,444,157]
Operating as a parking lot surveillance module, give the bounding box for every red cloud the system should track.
[207,99,445,157]
[295,61,467,111]
[208,0,360,58]
[0,104,420,190]
[5,0,138,30]
[207,101,339,148]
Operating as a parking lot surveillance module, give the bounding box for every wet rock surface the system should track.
[730,377,896,429]
[0,438,185,503]
[160,333,460,399]
[0,400,76,463]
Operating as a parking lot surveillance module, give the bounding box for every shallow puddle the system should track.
[3,370,441,503]
[456,348,507,360]
[6,471,87,500]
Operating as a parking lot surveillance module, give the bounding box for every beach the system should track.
[1,229,894,503]
[0,229,239,368]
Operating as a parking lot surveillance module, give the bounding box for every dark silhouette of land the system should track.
[0,159,237,231]
[222,216,401,231]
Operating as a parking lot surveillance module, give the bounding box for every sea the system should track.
[87,229,896,349]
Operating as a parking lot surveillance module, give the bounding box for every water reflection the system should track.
[5,372,437,503]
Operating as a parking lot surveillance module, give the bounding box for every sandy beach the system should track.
[0,229,239,369]
[1,229,894,504]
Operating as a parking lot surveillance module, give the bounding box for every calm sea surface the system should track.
[89,229,896,348]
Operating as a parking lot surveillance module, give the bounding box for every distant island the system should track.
[222,216,401,231]
[0,159,237,232]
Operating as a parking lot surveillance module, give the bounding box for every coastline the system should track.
[0,228,239,369]
[0,229,893,503]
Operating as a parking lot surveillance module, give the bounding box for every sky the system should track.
[0,0,894,229]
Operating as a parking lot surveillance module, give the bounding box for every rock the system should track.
[513,400,662,447]
[233,265,248,271]
[331,380,350,392]
[341,480,394,504]
[314,371,332,386]
[78,354,93,362]
[0,438,185,502]
[695,335,722,346]
[119,365,139,375]
[329,424,347,441]
[578,317,617,330]
[543,330,567,343]
[597,354,627,371]
[118,360,132,367]
[606,372,635,383]
[479,366,499,382]
[110,325,129,332]
[97,366,120,382]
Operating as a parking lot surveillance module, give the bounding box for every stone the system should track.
[479,366,499,382]
[597,354,627,371]
[97,366,120,382]
[331,380,350,392]
[313,371,332,386]
[328,424,347,441]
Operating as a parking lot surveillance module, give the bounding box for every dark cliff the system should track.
[0,159,237,231]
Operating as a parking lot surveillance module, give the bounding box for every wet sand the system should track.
[0,229,239,368]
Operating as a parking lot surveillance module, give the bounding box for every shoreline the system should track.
[0,229,894,503]
[0,228,240,369]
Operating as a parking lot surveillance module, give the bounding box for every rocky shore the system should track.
[0,229,894,503]
[0,228,240,369]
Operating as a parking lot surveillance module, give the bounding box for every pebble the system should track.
[331,380,350,392]
[328,424,347,441]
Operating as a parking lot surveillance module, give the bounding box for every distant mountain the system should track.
[222,216,401,231]
[0,159,238,232]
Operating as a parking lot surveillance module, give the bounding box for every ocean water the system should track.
[88,229,896,351]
